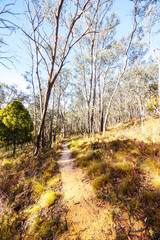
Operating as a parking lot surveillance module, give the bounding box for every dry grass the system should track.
[68,116,160,239]
[0,142,64,240]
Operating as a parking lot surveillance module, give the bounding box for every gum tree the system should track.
[23,0,101,154]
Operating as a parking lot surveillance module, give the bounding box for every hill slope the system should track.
[66,117,160,239]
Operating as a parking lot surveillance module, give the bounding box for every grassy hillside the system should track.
[68,116,160,239]
[1,116,160,239]
[0,143,65,240]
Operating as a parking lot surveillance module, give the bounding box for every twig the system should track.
[83,197,97,214]
[68,227,88,236]
[130,226,147,233]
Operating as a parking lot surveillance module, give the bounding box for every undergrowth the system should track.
[0,142,64,240]
[68,117,160,239]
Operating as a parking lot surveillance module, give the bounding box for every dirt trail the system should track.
[57,143,116,240]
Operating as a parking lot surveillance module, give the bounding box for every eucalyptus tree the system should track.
[49,68,71,141]
[127,1,160,110]
[23,0,101,154]
[49,85,55,147]
[107,62,158,126]
[23,40,37,143]
[100,0,160,136]
[73,1,119,134]
[89,11,119,135]
[60,69,71,137]
[102,0,143,136]
[83,0,116,135]
[144,2,160,109]
[123,65,155,129]
[67,79,86,134]
[73,39,91,133]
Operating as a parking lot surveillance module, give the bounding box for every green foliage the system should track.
[0,119,10,145]
[0,100,33,152]
[147,96,159,111]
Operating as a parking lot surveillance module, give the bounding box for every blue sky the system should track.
[0,0,29,90]
[113,0,133,37]
[0,0,139,91]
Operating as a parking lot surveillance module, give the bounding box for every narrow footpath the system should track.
[57,143,116,240]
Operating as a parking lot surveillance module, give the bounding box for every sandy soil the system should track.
[57,143,116,240]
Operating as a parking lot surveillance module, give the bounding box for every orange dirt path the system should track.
[57,143,116,240]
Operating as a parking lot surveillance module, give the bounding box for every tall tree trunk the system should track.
[55,76,62,141]
[102,68,127,136]
[97,60,104,132]
[80,43,92,135]
[91,40,98,136]
[90,37,94,134]
[102,3,138,136]
[158,63,160,110]
[49,85,55,148]
[98,73,102,132]
[62,111,65,138]
[87,105,90,134]
[91,64,97,136]
[90,13,98,136]
[34,80,53,155]
[36,54,45,148]
[13,141,16,155]
[137,94,144,131]
[100,110,104,132]
[61,91,66,138]
[31,48,37,143]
